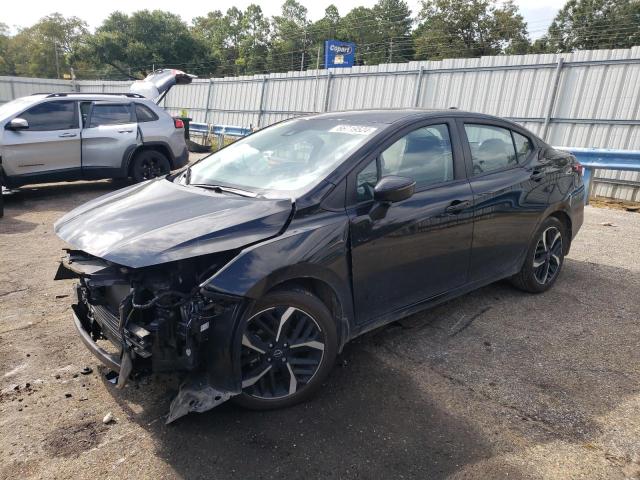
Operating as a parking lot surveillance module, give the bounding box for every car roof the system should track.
[308,108,514,125]
[24,93,152,103]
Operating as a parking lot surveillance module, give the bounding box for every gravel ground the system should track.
[0,176,639,480]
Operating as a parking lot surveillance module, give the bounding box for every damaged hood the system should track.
[54,179,293,268]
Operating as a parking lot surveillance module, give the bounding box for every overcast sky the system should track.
[2,0,565,39]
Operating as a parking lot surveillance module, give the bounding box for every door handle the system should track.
[530,170,545,181]
[58,133,77,138]
[118,129,133,133]
[445,200,472,214]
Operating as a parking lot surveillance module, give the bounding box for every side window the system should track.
[89,104,133,127]
[383,124,454,186]
[135,103,159,123]
[512,131,533,162]
[19,101,77,131]
[464,124,517,175]
[355,124,454,202]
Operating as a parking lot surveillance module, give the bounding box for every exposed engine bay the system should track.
[56,249,247,423]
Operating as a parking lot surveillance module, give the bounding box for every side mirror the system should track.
[374,175,416,203]
[6,118,29,131]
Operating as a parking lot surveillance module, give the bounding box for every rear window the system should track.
[464,124,518,175]
[89,104,133,127]
[512,131,533,162]
[135,103,159,123]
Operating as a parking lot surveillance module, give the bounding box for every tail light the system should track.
[173,118,184,129]
[571,161,584,176]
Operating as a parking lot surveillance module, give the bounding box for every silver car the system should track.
[0,92,188,192]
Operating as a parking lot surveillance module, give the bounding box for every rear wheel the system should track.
[233,289,338,410]
[131,149,171,183]
[511,216,566,293]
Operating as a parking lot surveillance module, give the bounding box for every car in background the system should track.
[54,109,584,422]
[0,69,195,218]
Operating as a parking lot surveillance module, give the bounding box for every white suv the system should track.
[0,92,188,193]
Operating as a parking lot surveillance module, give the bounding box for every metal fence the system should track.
[1,46,639,201]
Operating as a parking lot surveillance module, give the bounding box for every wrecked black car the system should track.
[54,109,584,422]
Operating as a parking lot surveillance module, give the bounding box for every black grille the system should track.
[91,305,122,347]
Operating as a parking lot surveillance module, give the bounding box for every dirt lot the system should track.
[1,175,639,480]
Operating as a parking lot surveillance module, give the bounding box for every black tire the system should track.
[130,149,171,183]
[233,289,338,410]
[511,216,566,293]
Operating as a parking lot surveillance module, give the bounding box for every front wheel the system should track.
[511,217,566,293]
[130,149,171,183]
[233,289,338,410]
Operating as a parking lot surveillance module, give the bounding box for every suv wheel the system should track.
[131,149,171,183]
[233,289,338,410]
[511,216,566,293]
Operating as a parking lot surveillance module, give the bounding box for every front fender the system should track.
[201,210,354,340]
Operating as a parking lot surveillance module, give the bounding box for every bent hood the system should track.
[54,179,293,268]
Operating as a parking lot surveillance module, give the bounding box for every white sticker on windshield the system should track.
[329,125,378,135]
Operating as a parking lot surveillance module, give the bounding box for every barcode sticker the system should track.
[329,125,378,135]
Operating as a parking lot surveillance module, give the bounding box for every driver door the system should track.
[347,120,474,325]
[1,100,81,178]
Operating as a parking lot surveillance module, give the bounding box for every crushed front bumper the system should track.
[71,304,121,372]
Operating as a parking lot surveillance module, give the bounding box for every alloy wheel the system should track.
[240,306,325,400]
[140,157,164,180]
[532,226,563,285]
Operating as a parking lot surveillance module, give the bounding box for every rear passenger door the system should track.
[81,102,139,175]
[459,120,549,283]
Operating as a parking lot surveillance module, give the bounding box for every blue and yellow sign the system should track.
[324,40,356,68]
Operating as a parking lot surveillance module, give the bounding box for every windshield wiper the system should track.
[188,183,260,198]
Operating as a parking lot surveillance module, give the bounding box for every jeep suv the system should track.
[0,92,188,188]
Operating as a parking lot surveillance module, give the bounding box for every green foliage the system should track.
[0,1,637,79]
[79,10,208,79]
[538,0,640,52]
[413,0,529,60]
[4,13,87,78]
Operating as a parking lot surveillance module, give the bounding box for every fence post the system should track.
[542,57,564,141]
[413,66,424,107]
[204,78,213,124]
[256,76,267,128]
[323,71,333,112]
[9,78,15,100]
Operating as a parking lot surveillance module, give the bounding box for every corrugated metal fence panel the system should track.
[0,47,638,201]
[0,76,71,103]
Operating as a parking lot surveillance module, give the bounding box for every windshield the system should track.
[0,96,41,120]
[185,118,380,197]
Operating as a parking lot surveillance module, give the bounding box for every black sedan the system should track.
[54,109,585,421]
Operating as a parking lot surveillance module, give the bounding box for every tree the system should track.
[0,23,13,75]
[540,0,640,52]
[80,10,208,79]
[309,5,342,68]
[413,0,530,60]
[238,5,271,74]
[7,14,88,78]
[372,0,414,64]
[270,0,310,72]
[337,7,379,65]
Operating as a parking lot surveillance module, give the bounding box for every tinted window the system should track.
[89,104,132,127]
[356,124,454,202]
[19,101,77,131]
[464,124,517,175]
[135,103,158,123]
[512,131,533,162]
